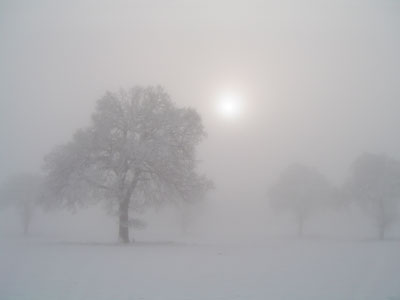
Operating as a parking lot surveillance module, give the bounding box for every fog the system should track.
[1,1,400,299]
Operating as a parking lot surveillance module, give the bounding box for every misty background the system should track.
[1,0,400,242]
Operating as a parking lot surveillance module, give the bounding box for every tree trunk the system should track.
[377,199,386,240]
[118,198,130,243]
[23,218,29,236]
[22,203,31,236]
[378,225,385,240]
[297,215,304,238]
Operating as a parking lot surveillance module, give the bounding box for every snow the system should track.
[1,238,400,300]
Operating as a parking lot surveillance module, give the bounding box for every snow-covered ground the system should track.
[1,237,400,300]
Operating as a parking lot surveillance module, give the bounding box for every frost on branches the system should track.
[43,86,213,243]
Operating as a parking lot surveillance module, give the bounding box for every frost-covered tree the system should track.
[43,86,212,243]
[344,153,400,240]
[268,164,333,237]
[0,173,43,235]
[176,200,205,235]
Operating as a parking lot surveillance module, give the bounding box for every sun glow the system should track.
[216,92,242,119]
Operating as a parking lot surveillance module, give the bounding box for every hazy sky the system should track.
[1,0,399,202]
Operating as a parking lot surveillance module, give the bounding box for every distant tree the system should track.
[0,173,42,235]
[176,200,204,235]
[344,153,400,240]
[43,86,213,243]
[268,164,333,237]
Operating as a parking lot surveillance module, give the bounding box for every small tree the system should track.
[0,173,42,235]
[268,164,332,237]
[176,200,205,235]
[344,153,400,240]
[43,86,212,243]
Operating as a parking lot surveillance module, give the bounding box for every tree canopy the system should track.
[268,164,333,236]
[344,153,400,239]
[1,173,43,235]
[43,86,213,243]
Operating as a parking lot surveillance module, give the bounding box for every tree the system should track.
[0,173,43,235]
[344,153,400,240]
[176,200,205,235]
[43,86,212,243]
[268,164,333,237]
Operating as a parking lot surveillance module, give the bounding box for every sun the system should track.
[216,92,242,119]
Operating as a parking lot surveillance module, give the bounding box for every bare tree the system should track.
[344,153,400,240]
[268,164,333,237]
[43,86,212,243]
[1,173,42,235]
